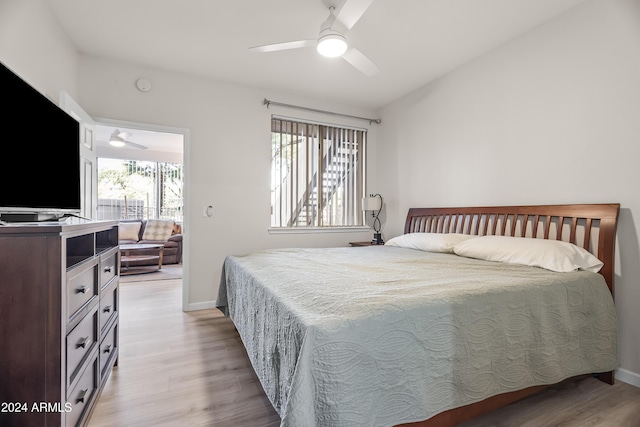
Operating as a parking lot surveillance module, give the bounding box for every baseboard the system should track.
[616,368,640,388]
[186,300,217,312]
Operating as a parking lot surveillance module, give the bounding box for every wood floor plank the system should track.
[88,279,640,427]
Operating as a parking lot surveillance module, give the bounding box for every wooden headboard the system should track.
[404,204,620,295]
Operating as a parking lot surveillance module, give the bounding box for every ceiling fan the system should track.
[107,129,148,150]
[249,0,379,77]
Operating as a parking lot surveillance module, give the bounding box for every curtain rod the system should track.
[263,98,381,125]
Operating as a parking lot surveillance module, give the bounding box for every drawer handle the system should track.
[103,344,113,354]
[76,388,88,404]
[76,285,88,294]
[76,336,89,349]
[103,305,112,313]
[104,266,113,273]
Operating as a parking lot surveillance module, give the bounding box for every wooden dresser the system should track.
[0,220,119,427]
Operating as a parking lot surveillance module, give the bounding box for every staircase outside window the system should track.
[96,158,183,222]
[271,117,367,228]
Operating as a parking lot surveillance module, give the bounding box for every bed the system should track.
[217,203,620,427]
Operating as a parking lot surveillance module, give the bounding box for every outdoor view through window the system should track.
[97,158,183,222]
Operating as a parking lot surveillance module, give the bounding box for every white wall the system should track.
[0,0,77,102]
[377,0,640,383]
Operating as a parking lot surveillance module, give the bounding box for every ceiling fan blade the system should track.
[342,47,379,77]
[333,0,374,31]
[124,141,148,150]
[249,39,316,53]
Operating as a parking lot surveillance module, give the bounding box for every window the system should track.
[271,117,367,228]
[97,158,183,221]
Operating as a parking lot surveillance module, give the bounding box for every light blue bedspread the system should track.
[217,246,616,427]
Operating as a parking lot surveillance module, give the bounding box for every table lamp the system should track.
[362,193,384,244]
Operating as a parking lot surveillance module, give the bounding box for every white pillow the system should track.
[119,222,141,241]
[385,232,478,253]
[453,235,603,273]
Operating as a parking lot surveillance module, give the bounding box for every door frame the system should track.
[59,92,97,219]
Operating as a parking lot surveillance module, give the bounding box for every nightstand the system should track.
[349,241,384,247]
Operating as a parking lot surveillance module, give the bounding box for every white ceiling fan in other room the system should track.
[249,0,379,77]
[107,129,148,150]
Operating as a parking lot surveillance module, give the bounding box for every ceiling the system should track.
[46,0,586,111]
[95,124,184,154]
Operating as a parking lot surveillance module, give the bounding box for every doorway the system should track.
[95,119,190,311]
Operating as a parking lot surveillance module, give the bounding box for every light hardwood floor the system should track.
[89,279,640,427]
[88,279,280,427]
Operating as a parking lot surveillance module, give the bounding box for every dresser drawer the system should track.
[66,305,98,389]
[99,322,118,383]
[99,280,118,335]
[66,357,98,427]
[67,259,98,321]
[99,248,118,290]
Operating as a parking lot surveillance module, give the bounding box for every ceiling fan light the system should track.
[109,137,125,147]
[317,33,347,57]
[109,130,126,147]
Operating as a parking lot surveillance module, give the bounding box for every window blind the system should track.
[270,117,367,228]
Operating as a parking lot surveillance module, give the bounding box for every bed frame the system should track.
[398,203,620,427]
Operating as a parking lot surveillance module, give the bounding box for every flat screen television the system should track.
[0,60,81,222]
